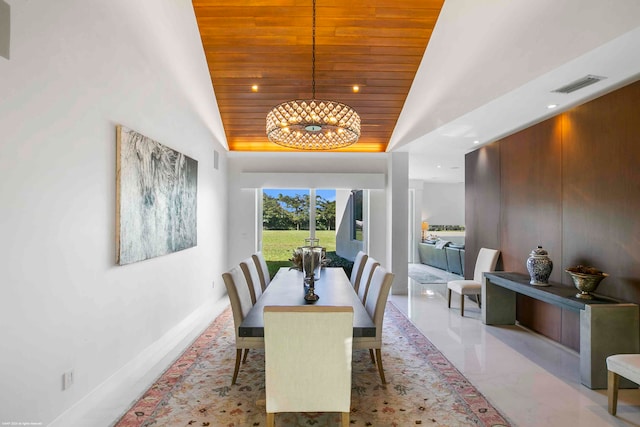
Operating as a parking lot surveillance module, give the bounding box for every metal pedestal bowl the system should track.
[566,269,608,299]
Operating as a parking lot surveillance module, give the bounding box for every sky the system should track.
[263,188,336,201]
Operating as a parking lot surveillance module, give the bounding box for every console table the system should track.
[482,272,639,389]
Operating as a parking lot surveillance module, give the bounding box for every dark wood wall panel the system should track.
[465,79,640,350]
[561,309,580,352]
[499,119,566,339]
[499,118,563,280]
[516,294,562,342]
[465,144,502,278]
[562,82,640,303]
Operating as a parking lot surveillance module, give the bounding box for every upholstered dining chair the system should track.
[350,250,368,292]
[222,266,264,385]
[240,256,263,305]
[353,266,394,384]
[606,354,640,415]
[357,257,380,304]
[447,247,500,316]
[252,251,271,291]
[264,306,354,427]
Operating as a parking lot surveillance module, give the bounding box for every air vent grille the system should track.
[552,75,606,94]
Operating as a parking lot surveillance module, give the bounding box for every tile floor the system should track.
[98,266,640,427]
[389,265,640,427]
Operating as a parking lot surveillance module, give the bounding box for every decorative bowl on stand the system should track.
[565,266,608,299]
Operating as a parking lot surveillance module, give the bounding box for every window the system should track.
[351,189,363,241]
[261,189,336,274]
[262,189,310,231]
[315,189,336,232]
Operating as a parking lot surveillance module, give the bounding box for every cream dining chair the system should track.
[222,266,264,385]
[264,305,354,427]
[357,257,380,304]
[240,256,263,305]
[353,266,394,384]
[447,247,500,316]
[350,250,368,292]
[606,354,640,415]
[252,251,271,291]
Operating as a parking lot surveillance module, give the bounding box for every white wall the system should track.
[368,189,388,265]
[410,181,423,262]
[0,1,228,424]
[421,182,465,226]
[335,189,363,261]
[0,0,8,59]
[387,153,409,294]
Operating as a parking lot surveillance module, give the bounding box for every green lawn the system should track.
[262,230,348,279]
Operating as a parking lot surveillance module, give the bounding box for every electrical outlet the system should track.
[62,370,74,390]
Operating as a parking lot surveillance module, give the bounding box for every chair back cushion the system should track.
[357,257,380,303]
[350,251,368,289]
[264,306,354,413]
[252,251,270,290]
[363,267,395,339]
[473,248,500,283]
[240,257,263,304]
[222,266,254,333]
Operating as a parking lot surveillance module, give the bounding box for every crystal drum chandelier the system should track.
[266,0,360,150]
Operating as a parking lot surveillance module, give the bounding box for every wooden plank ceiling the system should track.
[193,0,444,152]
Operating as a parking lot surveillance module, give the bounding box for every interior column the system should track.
[387,152,409,295]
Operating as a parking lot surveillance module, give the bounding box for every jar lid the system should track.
[530,245,548,256]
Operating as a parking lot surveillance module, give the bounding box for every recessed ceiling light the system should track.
[353,85,360,93]
[473,140,479,144]
[437,164,441,168]
[251,85,259,92]
[547,104,558,109]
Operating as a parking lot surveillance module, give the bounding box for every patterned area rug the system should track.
[114,304,510,427]
[408,263,448,284]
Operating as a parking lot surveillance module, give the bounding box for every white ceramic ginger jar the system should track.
[526,245,553,286]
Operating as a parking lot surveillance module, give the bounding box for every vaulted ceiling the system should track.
[193,1,640,182]
[193,0,444,152]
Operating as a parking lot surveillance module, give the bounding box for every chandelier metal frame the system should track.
[266,0,361,150]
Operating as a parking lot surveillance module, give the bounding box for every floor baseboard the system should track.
[49,297,230,427]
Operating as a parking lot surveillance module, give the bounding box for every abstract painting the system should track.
[116,125,198,265]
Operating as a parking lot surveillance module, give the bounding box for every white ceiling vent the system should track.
[552,75,606,94]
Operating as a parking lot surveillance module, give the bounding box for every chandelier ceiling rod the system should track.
[265,0,361,150]
[311,0,316,100]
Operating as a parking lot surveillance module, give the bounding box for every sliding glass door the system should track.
[261,188,336,278]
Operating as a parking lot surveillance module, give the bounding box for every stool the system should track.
[606,354,640,415]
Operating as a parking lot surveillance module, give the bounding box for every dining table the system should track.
[239,267,376,338]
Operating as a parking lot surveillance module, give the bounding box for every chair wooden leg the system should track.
[242,348,249,363]
[232,349,242,385]
[609,370,620,415]
[369,349,376,364]
[447,289,452,308]
[375,348,386,384]
[266,412,275,427]
[341,412,350,427]
[460,294,465,316]
[477,294,481,308]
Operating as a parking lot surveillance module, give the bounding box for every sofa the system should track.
[418,241,465,276]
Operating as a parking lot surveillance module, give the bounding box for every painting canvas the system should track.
[116,125,198,265]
